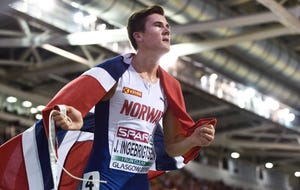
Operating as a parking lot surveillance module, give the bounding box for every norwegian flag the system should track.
[0,113,215,190]
[0,114,94,190]
[0,54,216,189]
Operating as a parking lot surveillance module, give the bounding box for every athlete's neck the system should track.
[131,54,160,83]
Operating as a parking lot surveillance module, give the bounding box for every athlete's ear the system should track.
[133,32,143,43]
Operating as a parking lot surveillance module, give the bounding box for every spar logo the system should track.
[117,126,150,144]
[122,87,142,97]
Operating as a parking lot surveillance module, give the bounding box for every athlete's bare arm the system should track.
[163,107,215,157]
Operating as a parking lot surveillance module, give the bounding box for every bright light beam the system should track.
[41,44,90,66]
[66,28,128,46]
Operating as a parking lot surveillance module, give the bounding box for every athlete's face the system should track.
[136,13,170,55]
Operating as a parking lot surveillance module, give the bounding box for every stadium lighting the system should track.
[209,73,218,81]
[231,152,240,159]
[28,0,55,11]
[70,1,80,8]
[22,100,32,108]
[37,105,46,111]
[73,11,84,24]
[84,14,97,23]
[265,162,273,169]
[265,97,279,110]
[287,112,295,122]
[244,87,256,98]
[6,96,17,103]
[200,76,208,87]
[35,114,42,120]
[96,23,107,31]
[30,107,38,114]
[294,171,300,177]
[41,0,55,11]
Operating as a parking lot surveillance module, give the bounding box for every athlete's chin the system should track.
[161,46,170,54]
[158,50,170,58]
[154,45,170,57]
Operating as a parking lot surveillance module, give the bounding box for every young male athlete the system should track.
[44,5,215,190]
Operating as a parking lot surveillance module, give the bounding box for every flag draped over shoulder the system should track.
[158,67,217,163]
[0,54,216,189]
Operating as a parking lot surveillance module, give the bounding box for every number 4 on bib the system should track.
[82,171,100,190]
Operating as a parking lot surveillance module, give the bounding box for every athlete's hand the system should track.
[51,105,83,130]
[190,124,215,147]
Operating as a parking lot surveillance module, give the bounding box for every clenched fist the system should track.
[51,105,83,130]
[190,124,215,147]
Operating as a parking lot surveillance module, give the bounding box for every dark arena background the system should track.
[0,0,300,189]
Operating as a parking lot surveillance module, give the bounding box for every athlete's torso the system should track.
[81,62,167,190]
[107,65,166,173]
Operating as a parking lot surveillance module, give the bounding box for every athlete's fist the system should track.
[51,105,83,130]
[190,124,215,147]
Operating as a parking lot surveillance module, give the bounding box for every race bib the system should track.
[81,171,100,190]
[110,126,155,173]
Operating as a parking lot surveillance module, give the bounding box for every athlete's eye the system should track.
[155,23,163,28]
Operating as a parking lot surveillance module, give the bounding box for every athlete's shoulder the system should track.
[92,54,133,80]
[95,53,133,68]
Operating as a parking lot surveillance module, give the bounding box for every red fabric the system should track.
[148,170,165,180]
[58,141,93,190]
[0,135,29,190]
[158,67,217,163]
[42,75,107,136]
